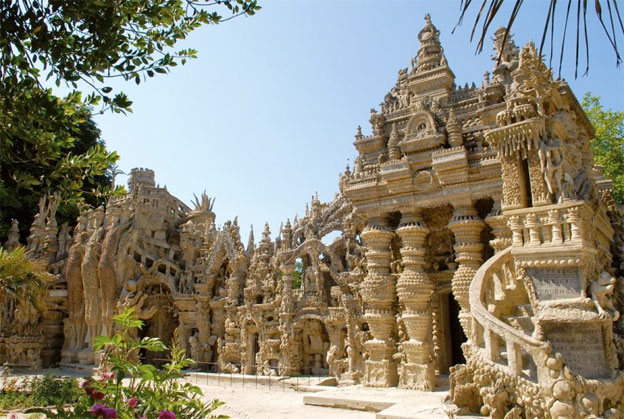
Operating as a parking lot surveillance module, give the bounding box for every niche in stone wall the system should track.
[423,205,455,272]
[138,282,178,366]
[213,259,230,298]
[295,317,330,376]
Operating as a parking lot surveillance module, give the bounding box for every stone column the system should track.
[484,199,512,253]
[396,211,435,390]
[360,216,397,387]
[448,203,485,336]
[278,264,296,376]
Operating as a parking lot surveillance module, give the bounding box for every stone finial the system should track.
[415,13,445,72]
[447,107,463,148]
[492,27,519,64]
[262,222,271,240]
[355,125,363,141]
[388,124,402,160]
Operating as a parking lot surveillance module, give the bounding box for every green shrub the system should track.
[27,307,226,419]
[31,375,82,407]
[0,375,81,410]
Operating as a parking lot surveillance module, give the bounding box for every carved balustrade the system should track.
[505,200,612,251]
[469,248,546,378]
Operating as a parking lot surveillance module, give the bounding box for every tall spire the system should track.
[408,13,455,99]
[246,225,255,257]
[282,218,292,249]
[415,14,446,72]
[258,222,272,255]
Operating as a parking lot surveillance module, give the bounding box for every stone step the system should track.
[304,392,394,412]
[514,304,534,317]
[376,400,451,418]
[303,386,449,415]
[504,315,535,334]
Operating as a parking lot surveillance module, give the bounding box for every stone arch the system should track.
[206,231,240,276]
[136,279,178,366]
[405,110,438,136]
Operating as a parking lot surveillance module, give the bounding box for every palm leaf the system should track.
[455,0,624,76]
[0,246,51,309]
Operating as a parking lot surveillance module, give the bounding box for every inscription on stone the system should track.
[527,267,581,300]
[544,323,610,379]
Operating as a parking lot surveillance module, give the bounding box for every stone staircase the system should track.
[503,304,534,336]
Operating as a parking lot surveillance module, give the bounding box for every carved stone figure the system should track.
[590,272,620,320]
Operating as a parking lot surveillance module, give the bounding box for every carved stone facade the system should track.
[4,14,624,417]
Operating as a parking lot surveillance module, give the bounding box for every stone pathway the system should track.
[196,383,376,419]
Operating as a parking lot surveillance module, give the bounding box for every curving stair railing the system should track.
[469,247,546,379]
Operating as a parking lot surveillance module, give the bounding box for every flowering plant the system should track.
[27,308,226,418]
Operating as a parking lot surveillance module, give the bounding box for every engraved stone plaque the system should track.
[544,323,610,379]
[527,267,582,300]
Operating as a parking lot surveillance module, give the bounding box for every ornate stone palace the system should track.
[3,15,624,417]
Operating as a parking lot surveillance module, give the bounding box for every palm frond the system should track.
[0,246,51,309]
[456,0,624,76]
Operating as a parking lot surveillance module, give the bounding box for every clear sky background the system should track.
[92,0,624,239]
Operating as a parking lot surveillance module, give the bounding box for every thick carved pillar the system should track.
[360,216,397,387]
[396,211,435,390]
[448,204,485,336]
[278,264,296,376]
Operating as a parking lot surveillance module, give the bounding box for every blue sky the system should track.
[93,0,624,239]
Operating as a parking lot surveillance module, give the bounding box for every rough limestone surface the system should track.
[4,14,624,418]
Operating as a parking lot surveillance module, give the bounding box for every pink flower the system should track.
[127,397,138,408]
[158,410,176,419]
[92,390,106,400]
[91,404,106,415]
[102,407,117,419]
[91,404,117,418]
[101,372,115,380]
[83,382,95,396]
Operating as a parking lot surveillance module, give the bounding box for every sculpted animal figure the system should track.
[590,272,620,320]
